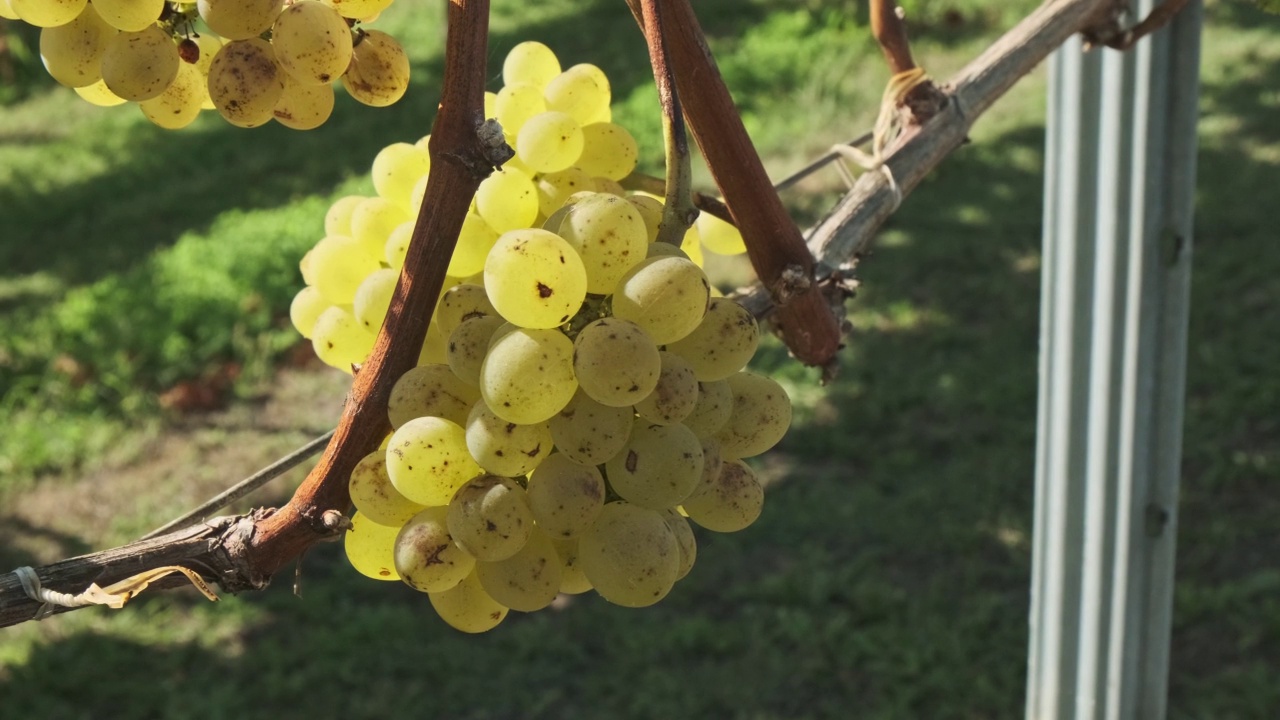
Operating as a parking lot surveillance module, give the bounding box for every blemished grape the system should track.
[483,229,587,330]
[324,195,366,237]
[273,75,335,130]
[9,0,86,28]
[140,61,204,130]
[605,422,703,510]
[308,234,382,304]
[612,256,710,344]
[634,351,699,426]
[344,511,401,581]
[697,436,724,496]
[660,508,698,580]
[387,363,480,428]
[683,379,732,438]
[666,298,761,381]
[525,453,605,539]
[476,527,562,612]
[385,417,482,507]
[429,569,509,633]
[349,450,425,527]
[343,29,410,107]
[551,538,593,594]
[447,315,503,385]
[272,0,352,85]
[436,283,498,336]
[476,170,538,234]
[516,111,584,173]
[448,213,500,278]
[191,32,223,110]
[371,142,431,210]
[100,25,180,102]
[682,459,764,532]
[464,401,553,478]
[576,123,639,181]
[494,82,546,135]
[352,267,398,332]
[697,212,748,255]
[395,506,475,593]
[535,167,591,217]
[715,372,792,459]
[548,390,633,466]
[329,0,393,20]
[447,475,535,562]
[351,197,411,262]
[197,0,282,41]
[502,40,560,89]
[289,286,329,339]
[557,193,648,294]
[91,0,163,32]
[544,65,609,126]
[208,37,286,128]
[38,4,113,88]
[579,502,680,608]
[479,326,577,425]
[311,305,376,372]
[572,317,660,407]
[74,78,128,107]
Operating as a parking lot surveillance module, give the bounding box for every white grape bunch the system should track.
[284,42,778,632]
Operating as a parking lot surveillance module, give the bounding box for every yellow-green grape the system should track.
[697,436,724,495]
[568,62,610,122]
[682,459,763,532]
[447,475,535,561]
[344,511,400,581]
[428,569,509,633]
[682,379,732,438]
[483,91,497,120]
[479,326,577,425]
[475,170,538,234]
[716,371,792,459]
[342,29,409,107]
[349,450,425,527]
[9,0,86,27]
[74,78,127,107]
[191,32,223,110]
[494,82,545,136]
[308,234,381,304]
[572,317,660,407]
[384,220,414,270]
[605,422,703,510]
[612,256,710,344]
[0,0,15,21]
[548,389,633,466]
[666,298,760,382]
[100,25,179,102]
[414,132,431,151]
[591,177,626,196]
[525,453,605,539]
[576,123,638,181]
[38,4,112,88]
[371,142,431,210]
[475,527,562,612]
[273,74,335,130]
[627,195,663,242]
[299,249,316,285]
[696,212,747,255]
[557,193,648,294]
[351,197,410,262]
[208,37,285,127]
[502,40,560,89]
[535,167,591,218]
[395,506,475,593]
[465,401,552,478]
[436,283,497,336]
[635,351,699,426]
[516,111,584,174]
[289,286,328,339]
[139,61,203,129]
[551,538,593,594]
[328,0,392,20]
[419,320,448,366]
[324,195,366,237]
[645,242,688,260]
[92,0,163,32]
[447,213,499,277]
[271,0,351,85]
[483,229,587,330]
[352,267,397,333]
[385,417,482,506]
[447,315,503,385]
[681,224,705,266]
[311,305,375,372]
[660,508,697,580]
[543,65,609,126]
[579,502,679,608]
[197,0,282,40]
[387,363,479,428]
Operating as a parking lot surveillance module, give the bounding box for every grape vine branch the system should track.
[0,0,1189,629]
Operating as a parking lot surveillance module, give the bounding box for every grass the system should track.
[1,0,1278,718]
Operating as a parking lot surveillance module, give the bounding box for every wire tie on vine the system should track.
[829,67,928,213]
[11,565,219,622]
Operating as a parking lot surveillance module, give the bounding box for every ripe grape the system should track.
[525,453,605,539]
[190,32,224,110]
[352,267,398,332]
[197,0,283,41]
[0,0,14,20]
[395,506,475,593]
[273,75,335,130]
[715,372,792,459]
[479,326,577,424]
[612,256,710,344]
[308,234,381,304]
[576,123,638,181]
[311,305,375,372]
[557,193,648,294]
[494,82,546,135]
[208,37,286,128]
[100,25,179,102]
[324,195,366,237]
[344,511,400,581]
[289,285,328,339]
[436,284,498,336]
[696,212,748,255]
[682,459,764,532]
[272,0,352,85]
[666,298,761,381]
[579,502,679,608]
[343,29,410,107]
[660,508,698,580]
[349,450,425,527]
[551,538,593,594]
[371,142,431,210]
[140,61,204,129]
[502,40,560,89]
[447,315,504,385]
[591,177,626,196]
[605,422,703,510]
[548,390,633,466]
[475,170,538,234]
[328,0,393,20]
[384,221,414,270]
[626,195,664,242]
[446,475,535,562]
[350,197,410,262]
[447,213,500,277]
[544,65,609,125]
[516,111,584,173]
[475,527,562,612]
[572,317,660,407]
[74,78,127,107]
[10,0,86,28]
[387,363,479,428]
[92,0,164,32]
[483,229,587,330]
[428,570,509,633]
[38,4,113,88]
[634,351,699,426]
[385,417,482,506]
[464,401,553,477]
[535,167,591,217]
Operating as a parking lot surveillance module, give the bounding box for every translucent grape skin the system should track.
[447,315,504,385]
[140,62,204,130]
[576,123,639,181]
[660,508,698,580]
[352,267,398,332]
[198,0,283,41]
[548,390,634,466]
[666,298,761,382]
[446,474,535,562]
[476,170,538,233]
[349,450,425,527]
[715,371,793,459]
[208,37,286,128]
[385,417,482,507]
[516,111,584,174]
[91,0,164,33]
[436,283,498,336]
[494,82,546,135]
[100,25,180,102]
[483,229,587,330]
[342,29,410,107]
[572,317,661,408]
[395,506,476,593]
[9,0,86,28]
[371,142,431,210]
[351,197,410,262]
[526,453,605,539]
[543,66,609,125]
[475,527,562,612]
[311,305,375,372]
[605,422,704,510]
[273,76,335,130]
[38,4,113,89]
[325,195,366,237]
[682,459,765,532]
[307,234,381,305]
[634,351,700,426]
[578,502,680,608]
[344,511,401,581]
[502,40,560,89]
[429,569,509,633]
[551,537,593,594]
[479,327,578,425]
[289,285,329,339]
[557,193,649,294]
[74,78,128,107]
[387,363,480,428]
[697,212,748,255]
[464,400,553,478]
[612,256,711,344]
[272,0,352,85]
[535,167,592,217]
[328,0,394,20]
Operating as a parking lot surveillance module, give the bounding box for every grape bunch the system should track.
[290,42,781,633]
[5,0,410,130]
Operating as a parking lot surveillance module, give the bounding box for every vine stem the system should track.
[638,0,697,245]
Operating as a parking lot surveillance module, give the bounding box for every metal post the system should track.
[1025,2,1201,718]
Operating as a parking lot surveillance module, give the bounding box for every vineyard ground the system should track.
[0,1,1277,717]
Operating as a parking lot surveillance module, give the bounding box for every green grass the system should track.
[1,0,1278,717]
